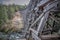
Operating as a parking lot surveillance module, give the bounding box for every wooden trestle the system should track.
[26,0,60,40]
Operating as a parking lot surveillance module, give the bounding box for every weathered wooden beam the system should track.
[42,31,51,35]
[41,34,60,39]
[50,10,60,12]
[37,12,49,35]
[43,28,52,32]
[32,32,41,40]
[49,16,59,23]
[44,1,58,12]
[29,28,38,35]
[37,0,54,7]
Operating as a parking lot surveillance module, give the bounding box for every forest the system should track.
[0,4,26,34]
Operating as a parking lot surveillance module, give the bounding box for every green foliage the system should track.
[0,4,26,32]
[0,5,8,27]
